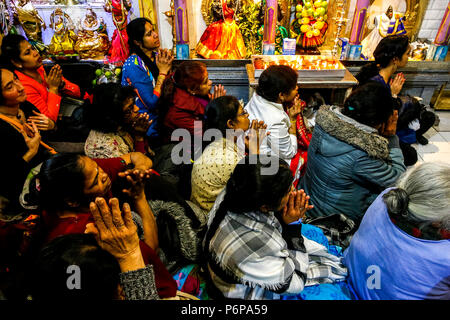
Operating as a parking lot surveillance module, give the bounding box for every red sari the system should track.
[106,0,130,65]
[289,101,312,187]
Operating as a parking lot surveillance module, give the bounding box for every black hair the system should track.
[84,83,136,133]
[342,81,394,127]
[127,17,159,80]
[256,65,298,103]
[0,67,4,105]
[356,35,410,85]
[37,153,86,213]
[203,155,293,257]
[0,34,28,71]
[0,67,22,108]
[204,96,242,136]
[31,234,120,300]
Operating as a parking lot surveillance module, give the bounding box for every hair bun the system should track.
[383,188,410,217]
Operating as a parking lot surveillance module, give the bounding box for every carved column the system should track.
[263,0,278,54]
[174,0,190,58]
[349,0,370,45]
[434,2,450,45]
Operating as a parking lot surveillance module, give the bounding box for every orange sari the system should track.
[196,0,247,59]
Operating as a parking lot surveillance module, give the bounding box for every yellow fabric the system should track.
[216,20,247,59]
[139,0,158,31]
[190,138,245,213]
[49,30,77,55]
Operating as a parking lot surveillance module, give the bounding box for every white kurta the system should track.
[244,93,298,164]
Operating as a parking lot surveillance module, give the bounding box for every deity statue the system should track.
[12,0,47,54]
[361,5,407,60]
[74,7,110,60]
[54,0,80,4]
[197,0,247,59]
[104,0,132,65]
[48,8,77,57]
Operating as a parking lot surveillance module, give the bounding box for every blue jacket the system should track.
[121,54,159,137]
[300,106,406,222]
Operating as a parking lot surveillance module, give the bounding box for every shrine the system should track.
[0,0,449,304]
[0,0,448,108]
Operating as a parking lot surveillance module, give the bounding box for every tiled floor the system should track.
[413,110,450,165]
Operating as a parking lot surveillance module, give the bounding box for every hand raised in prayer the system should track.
[244,119,270,155]
[282,189,314,225]
[390,73,405,96]
[210,84,227,100]
[156,49,174,75]
[118,168,153,200]
[85,197,145,272]
[46,64,63,93]
[27,110,55,131]
[287,96,303,121]
[21,120,41,162]
[132,113,152,135]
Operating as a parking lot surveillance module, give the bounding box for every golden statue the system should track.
[74,7,110,60]
[12,0,47,53]
[48,8,77,56]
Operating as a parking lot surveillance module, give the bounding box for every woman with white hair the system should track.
[343,162,450,300]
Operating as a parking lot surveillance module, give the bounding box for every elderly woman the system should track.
[1,34,80,122]
[300,82,406,223]
[343,162,450,300]
[205,155,352,300]
[84,83,153,159]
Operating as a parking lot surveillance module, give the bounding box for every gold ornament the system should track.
[74,7,110,60]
